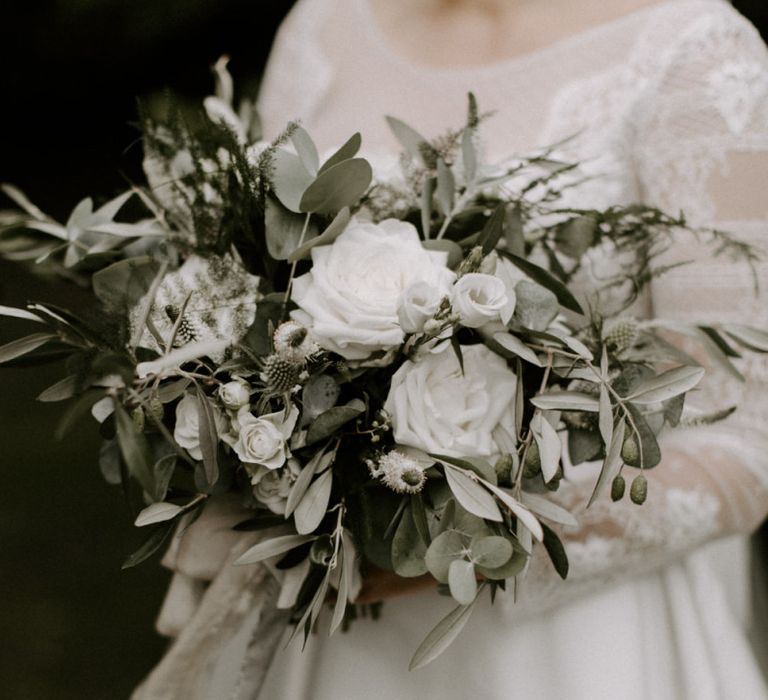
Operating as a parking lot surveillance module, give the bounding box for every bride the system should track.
[135,0,768,697]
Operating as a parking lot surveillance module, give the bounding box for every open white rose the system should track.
[398,280,451,334]
[384,344,517,458]
[230,406,299,471]
[291,219,455,360]
[173,393,228,461]
[251,457,302,512]
[451,273,508,328]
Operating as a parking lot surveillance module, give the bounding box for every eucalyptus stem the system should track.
[283,213,312,308]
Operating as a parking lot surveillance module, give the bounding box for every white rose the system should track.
[218,379,251,410]
[251,458,302,512]
[231,406,299,470]
[291,219,455,360]
[451,273,508,329]
[173,393,227,460]
[397,280,450,334]
[384,344,517,458]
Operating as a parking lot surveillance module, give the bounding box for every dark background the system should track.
[0,2,765,698]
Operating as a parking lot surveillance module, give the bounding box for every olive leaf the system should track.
[294,469,333,535]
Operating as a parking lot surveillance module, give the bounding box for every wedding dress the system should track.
[135,1,768,698]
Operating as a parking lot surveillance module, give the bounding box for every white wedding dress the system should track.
[136,1,768,698]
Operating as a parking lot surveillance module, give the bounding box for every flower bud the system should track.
[494,453,515,486]
[630,474,648,505]
[397,281,445,334]
[523,442,541,478]
[611,474,626,502]
[131,406,145,432]
[621,435,640,467]
[219,379,252,410]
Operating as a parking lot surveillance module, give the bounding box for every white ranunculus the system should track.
[397,280,450,334]
[218,379,251,410]
[251,457,302,513]
[173,393,227,460]
[230,406,299,471]
[451,273,508,328]
[384,344,517,458]
[291,219,455,360]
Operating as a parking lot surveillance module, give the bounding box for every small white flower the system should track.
[451,273,508,328]
[173,393,227,460]
[372,450,427,494]
[251,457,302,513]
[397,280,449,334]
[230,405,299,471]
[218,379,251,410]
[273,321,319,364]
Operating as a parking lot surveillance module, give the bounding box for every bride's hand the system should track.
[352,564,437,604]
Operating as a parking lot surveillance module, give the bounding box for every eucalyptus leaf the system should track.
[386,116,429,160]
[287,207,350,262]
[194,390,220,488]
[470,535,513,568]
[425,530,468,583]
[299,159,372,215]
[479,204,506,255]
[555,215,596,259]
[513,280,560,331]
[392,504,429,577]
[294,469,333,535]
[422,239,464,268]
[519,492,578,527]
[134,502,183,527]
[491,331,543,366]
[541,522,569,579]
[305,399,365,446]
[122,521,175,569]
[500,250,584,314]
[409,596,480,671]
[626,366,705,404]
[530,391,599,412]
[114,400,155,496]
[588,416,626,506]
[724,324,768,353]
[37,374,79,402]
[234,534,316,566]
[318,132,362,175]
[483,482,544,542]
[286,447,331,517]
[265,195,312,261]
[444,465,503,522]
[598,383,613,446]
[271,149,314,213]
[290,125,320,175]
[0,332,56,363]
[448,559,477,605]
[435,158,455,216]
[0,305,43,323]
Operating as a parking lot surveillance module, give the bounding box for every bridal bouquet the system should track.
[2,59,766,676]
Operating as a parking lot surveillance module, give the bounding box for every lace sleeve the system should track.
[256,0,334,138]
[518,5,768,612]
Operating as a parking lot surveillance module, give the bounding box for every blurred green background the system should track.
[0,1,765,699]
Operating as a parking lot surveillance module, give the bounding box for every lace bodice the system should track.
[256,0,768,612]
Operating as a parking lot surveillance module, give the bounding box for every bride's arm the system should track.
[511,6,768,613]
